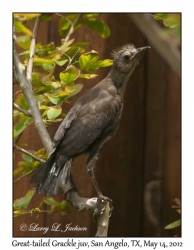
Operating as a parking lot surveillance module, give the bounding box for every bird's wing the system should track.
[53,103,81,148]
[54,86,122,166]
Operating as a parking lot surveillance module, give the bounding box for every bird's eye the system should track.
[124,54,130,60]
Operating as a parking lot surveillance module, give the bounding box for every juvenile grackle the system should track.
[30,44,150,213]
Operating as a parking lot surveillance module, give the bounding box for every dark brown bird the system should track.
[30,44,150,212]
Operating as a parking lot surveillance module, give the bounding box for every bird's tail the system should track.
[30,155,72,197]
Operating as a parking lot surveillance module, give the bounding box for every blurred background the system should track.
[13,13,181,237]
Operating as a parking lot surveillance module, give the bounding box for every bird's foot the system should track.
[93,196,113,222]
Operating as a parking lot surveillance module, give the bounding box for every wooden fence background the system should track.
[13,13,181,237]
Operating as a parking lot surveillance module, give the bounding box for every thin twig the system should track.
[64,14,82,42]
[14,144,46,163]
[26,16,41,86]
[55,13,64,18]
[13,90,20,101]
[14,170,34,183]
[13,103,31,116]
[14,209,52,215]
[66,47,81,68]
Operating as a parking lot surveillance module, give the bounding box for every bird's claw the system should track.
[93,196,113,222]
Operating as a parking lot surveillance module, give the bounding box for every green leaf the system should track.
[59,17,72,36]
[51,81,61,89]
[32,161,41,169]
[79,50,99,71]
[13,209,27,217]
[16,35,31,50]
[59,65,80,84]
[34,57,54,64]
[60,200,69,211]
[60,17,72,30]
[33,207,41,213]
[84,18,110,38]
[13,188,35,210]
[47,107,62,120]
[42,63,53,71]
[60,38,75,53]
[17,161,33,170]
[36,95,47,104]
[51,203,59,212]
[153,14,180,28]
[79,73,98,79]
[43,197,56,206]
[15,94,29,110]
[83,14,100,18]
[13,197,25,210]
[96,59,113,68]
[54,91,69,99]
[14,117,33,138]
[41,14,53,22]
[32,73,43,84]
[14,19,32,36]
[13,110,22,117]
[55,59,68,66]
[64,84,83,100]
[41,64,56,83]
[42,109,48,118]
[22,188,36,209]
[22,153,33,163]
[36,42,56,57]
[64,42,88,56]
[16,35,30,43]
[14,166,24,177]
[59,14,82,36]
[18,50,30,56]
[46,94,60,105]
[163,17,180,28]
[153,13,168,20]
[14,13,41,21]
[165,219,181,229]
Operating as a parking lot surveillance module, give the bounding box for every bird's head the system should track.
[112,44,150,74]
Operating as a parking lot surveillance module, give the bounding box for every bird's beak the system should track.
[134,46,151,57]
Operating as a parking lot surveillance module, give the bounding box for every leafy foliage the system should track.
[14,147,47,178]
[13,190,70,217]
[153,13,181,47]
[13,13,112,217]
[58,13,110,38]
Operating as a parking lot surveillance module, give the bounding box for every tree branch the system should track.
[13,103,31,116]
[129,14,180,76]
[14,170,34,183]
[96,203,110,237]
[13,50,52,153]
[14,144,45,163]
[26,16,41,86]
[64,14,82,42]
[14,209,54,215]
